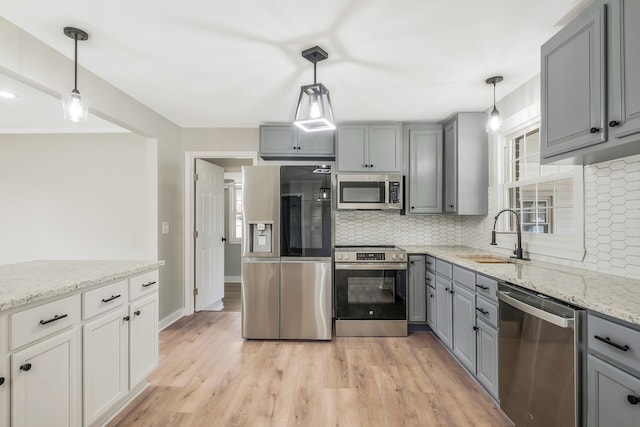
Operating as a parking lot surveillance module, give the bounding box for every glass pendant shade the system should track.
[485,106,503,134]
[294,83,335,132]
[62,90,89,123]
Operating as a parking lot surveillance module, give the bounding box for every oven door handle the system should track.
[497,291,574,329]
[335,263,407,271]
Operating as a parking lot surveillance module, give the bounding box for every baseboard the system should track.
[159,308,185,331]
[225,276,241,283]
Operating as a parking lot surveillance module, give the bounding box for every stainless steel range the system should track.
[334,245,408,337]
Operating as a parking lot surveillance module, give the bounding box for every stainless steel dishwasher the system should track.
[497,282,585,427]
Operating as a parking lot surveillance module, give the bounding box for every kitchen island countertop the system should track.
[400,245,640,326]
[0,260,164,312]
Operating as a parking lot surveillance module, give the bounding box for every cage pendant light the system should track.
[485,76,503,134]
[61,27,90,123]
[293,46,336,133]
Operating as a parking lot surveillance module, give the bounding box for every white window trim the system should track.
[493,102,586,261]
[228,183,242,245]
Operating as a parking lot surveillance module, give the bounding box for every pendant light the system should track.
[61,27,90,123]
[313,165,331,202]
[293,46,336,133]
[485,76,503,134]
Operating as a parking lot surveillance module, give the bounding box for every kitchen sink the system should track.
[459,254,513,264]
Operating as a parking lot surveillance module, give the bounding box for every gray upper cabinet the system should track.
[541,3,606,160]
[337,123,402,173]
[408,255,426,324]
[443,113,488,215]
[405,124,443,214]
[259,124,335,160]
[541,0,640,165]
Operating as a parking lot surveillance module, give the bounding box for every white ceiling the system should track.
[0,0,589,130]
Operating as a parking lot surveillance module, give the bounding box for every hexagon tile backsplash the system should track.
[334,154,640,279]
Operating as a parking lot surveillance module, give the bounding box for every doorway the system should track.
[183,151,257,315]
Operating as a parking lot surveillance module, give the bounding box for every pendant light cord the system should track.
[73,34,78,92]
[313,58,317,85]
[493,82,496,107]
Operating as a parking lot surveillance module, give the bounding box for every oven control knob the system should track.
[399,253,405,260]
[344,255,350,260]
[337,254,343,260]
[392,254,397,260]
[368,310,374,316]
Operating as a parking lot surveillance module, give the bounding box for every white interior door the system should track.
[195,159,225,311]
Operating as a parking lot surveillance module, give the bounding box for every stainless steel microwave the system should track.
[336,174,403,210]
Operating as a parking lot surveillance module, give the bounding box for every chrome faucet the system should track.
[490,209,528,260]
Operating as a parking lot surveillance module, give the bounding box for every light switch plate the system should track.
[162,222,170,234]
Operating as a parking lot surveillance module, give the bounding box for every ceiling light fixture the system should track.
[485,76,503,134]
[0,91,17,99]
[61,27,90,123]
[293,46,335,133]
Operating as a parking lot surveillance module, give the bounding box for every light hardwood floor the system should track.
[109,312,512,426]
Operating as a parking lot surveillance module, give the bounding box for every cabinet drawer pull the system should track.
[628,395,639,405]
[0,377,4,385]
[134,310,141,316]
[594,335,630,352]
[476,284,490,291]
[20,363,32,372]
[101,294,122,303]
[589,127,601,134]
[609,120,619,127]
[39,314,68,325]
[142,281,157,288]
[476,307,489,315]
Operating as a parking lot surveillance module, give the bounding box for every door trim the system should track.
[183,151,258,316]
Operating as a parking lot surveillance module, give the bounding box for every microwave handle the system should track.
[384,180,390,205]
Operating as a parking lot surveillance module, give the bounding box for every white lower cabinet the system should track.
[83,307,129,426]
[129,294,159,387]
[11,328,81,427]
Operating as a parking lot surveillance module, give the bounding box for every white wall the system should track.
[0,133,156,264]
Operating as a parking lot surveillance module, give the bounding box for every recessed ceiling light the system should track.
[0,91,17,99]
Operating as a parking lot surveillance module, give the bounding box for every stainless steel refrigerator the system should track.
[241,165,332,340]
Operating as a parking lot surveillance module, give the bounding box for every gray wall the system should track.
[0,17,183,320]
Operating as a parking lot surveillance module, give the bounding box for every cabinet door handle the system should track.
[476,307,489,315]
[102,294,122,303]
[609,120,619,127]
[476,284,490,291]
[449,289,454,294]
[590,127,600,134]
[628,395,639,405]
[430,294,434,298]
[39,314,68,325]
[142,281,157,288]
[0,377,4,385]
[123,316,130,322]
[449,204,454,208]
[473,326,479,331]
[19,363,32,372]
[594,335,630,352]
[221,237,227,242]
[134,310,141,316]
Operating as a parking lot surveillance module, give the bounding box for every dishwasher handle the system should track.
[497,290,574,329]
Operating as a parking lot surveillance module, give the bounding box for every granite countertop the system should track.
[0,260,164,312]
[400,245,640,326]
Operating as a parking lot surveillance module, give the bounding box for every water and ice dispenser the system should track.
[248,222,273,253]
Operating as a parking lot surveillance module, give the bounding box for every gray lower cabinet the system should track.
[442,113,488,215]
[259,124,335,160]
[337,123,402,173]
[588,354,640,427]
[435,274,453,350]
[452,283,476,372]
[404,124,443,214]
[541,0,640,165]
[476,318,499,399]
[408,256,426,324]
[426,280,436,331]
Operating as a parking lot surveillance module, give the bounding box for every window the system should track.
[228,184,242,244]
[498,122,585,260]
